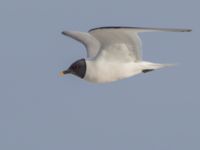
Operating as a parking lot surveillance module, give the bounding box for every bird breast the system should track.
[84,60,141,83]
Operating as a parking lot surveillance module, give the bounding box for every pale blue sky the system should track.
[0,0,199,150]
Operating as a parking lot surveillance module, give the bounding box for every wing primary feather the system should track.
[89,26,192,32]
[62,31,100,58]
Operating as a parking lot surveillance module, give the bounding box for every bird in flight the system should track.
[60,26,191,83]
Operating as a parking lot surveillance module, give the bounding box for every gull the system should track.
[60,26,191,83]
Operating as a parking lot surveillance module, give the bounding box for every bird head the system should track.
[59,58,86,78]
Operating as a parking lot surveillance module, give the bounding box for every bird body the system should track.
[60,26,191,83]
[84,60,172,83]
[84,60,140,83]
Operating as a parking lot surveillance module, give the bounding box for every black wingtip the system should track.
[186,29,192,32]
[181,29,192,32]
[61,31,65,35]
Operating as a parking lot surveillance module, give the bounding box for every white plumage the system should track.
[61,27,191,83]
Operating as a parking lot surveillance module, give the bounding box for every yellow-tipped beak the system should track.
[59,71,65,77]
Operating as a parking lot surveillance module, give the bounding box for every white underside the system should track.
[84,60,172,83]
[62,27,189,83]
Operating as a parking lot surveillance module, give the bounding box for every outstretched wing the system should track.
[89,27,143,62]
[89,26,192,33]
[89,27,191,62]
[62,31,100,58]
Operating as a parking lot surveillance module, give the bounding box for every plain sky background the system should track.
[0,0,199,150]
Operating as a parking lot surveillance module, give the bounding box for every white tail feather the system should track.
[140,61,176,70]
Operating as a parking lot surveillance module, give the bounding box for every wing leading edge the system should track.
[89,26,192,33]
[62,31,100,58]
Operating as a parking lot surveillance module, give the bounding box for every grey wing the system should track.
[89,28,143,62]
[62,31,100,58]
[89,27,191,62]
[89,26,192,32]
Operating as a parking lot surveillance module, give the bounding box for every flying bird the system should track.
[60,26,191,83]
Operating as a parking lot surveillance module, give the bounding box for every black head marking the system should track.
[63,58,86,78]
